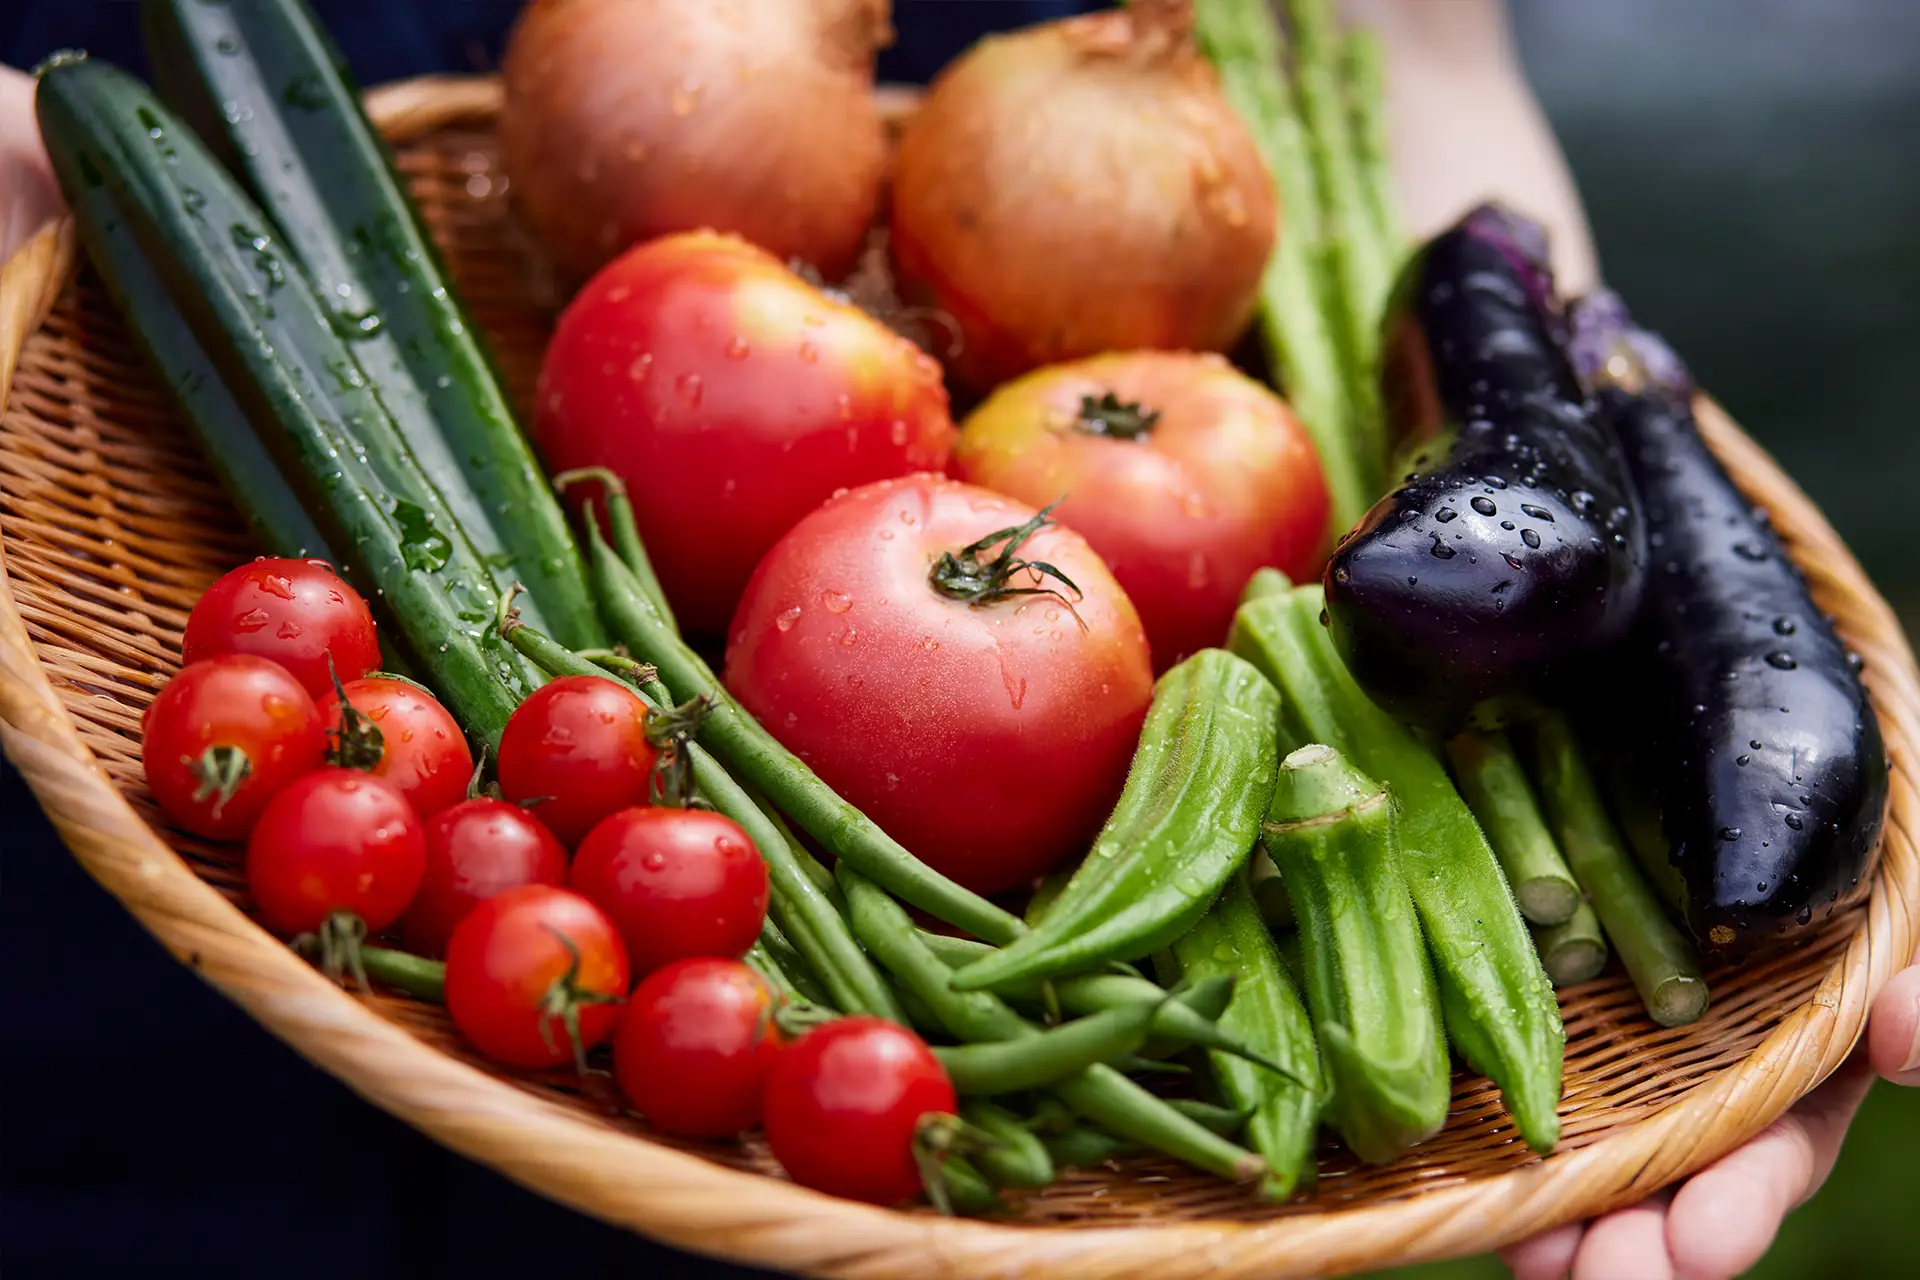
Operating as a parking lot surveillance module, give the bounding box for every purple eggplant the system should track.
[1568,291,1887,953]
[1322,205,1647,731]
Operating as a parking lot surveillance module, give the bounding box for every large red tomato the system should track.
[724,475,1153,895]
[954,351,1330,668]
[532,231,956,635]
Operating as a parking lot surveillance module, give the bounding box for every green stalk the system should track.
[554,468,677,635]
[1521,715,1709,1027]
[960,1100,1055,1189]
[1447,730,1582,925]
[1341,28,1399,255]
[935,1000,1163,1095]
[362,946,445,1002]
[1192,0,1370,529]
[1533,901,1609,988]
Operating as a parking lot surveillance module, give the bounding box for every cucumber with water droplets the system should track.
[37,56,539,745]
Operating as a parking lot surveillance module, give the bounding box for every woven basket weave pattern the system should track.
[0,78,1914,1278]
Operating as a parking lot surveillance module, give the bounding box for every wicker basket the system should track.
[2,75,1916,1280]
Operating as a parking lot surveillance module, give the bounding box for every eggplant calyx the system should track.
[1568,289,1695,402]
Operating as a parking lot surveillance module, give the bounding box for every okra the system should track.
[1533,902,1609,988]
[953,650,1282,991]
[1169,872,1325,1197]
[838,865,1273,1190]
[1230,586,1564,1153]
[1246,848,1295,930]
[1521,714,1707,1027]
[960,1101,1055,1190]
[1265,744,1449,1163]
[584,522,1027,945]
[1447,730,1581,925]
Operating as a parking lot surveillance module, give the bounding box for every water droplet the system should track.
[1187,553,1210,589]
[1520,503,1554,522]
[233,607,271,633]
[774,605,802,632]
[1736,754,1750,766]
[1520,528,1542,549]
[674,371,703,407]
[921,637,940,652]
[837,626,858,646]
[798,340,820,365]
[821,590,852,614]
[1719,826,1743,841]
[1765,650,1798,670]
[1434,507,1459,524]
[606,285,632,304]
[1470,496,1496,517]
[1430,537,1457,560]
[877,528,894,541]
[1733,541,1770,562]
[669,81,702,116]
[1784,812,1805,831]
[627,353,653,383]
[725,336,750,360]
[276,621,301,640]
[847,674,864,690]
[643,851,667,871]
[1773,616,1797,635]
[899,510,917,526]
[889,419,909,446]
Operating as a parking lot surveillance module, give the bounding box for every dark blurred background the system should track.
[3,1,1917,1276]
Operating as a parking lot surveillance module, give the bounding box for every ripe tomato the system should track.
[444,885,631,1070]
[318,676,473,819]
[246,768,426,936]
[141,655,327,840]
[724,476,1153,895]
[613,958,784,1138]
[570,808,769,976]
[403,798,570,957]
[532,231,956,635]
[954,351,1331,669]
[496,675,659,847]
[762,1016,956,1205]
[181,558,380,698]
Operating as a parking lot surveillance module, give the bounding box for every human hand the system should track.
[1499,967,1920,1280]
[1,63,65,262]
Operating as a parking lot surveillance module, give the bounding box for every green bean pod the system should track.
[935,1000,1163,1095]
[953,650,1282,991]
[1230,586,1564,1154]
[959,1101,1056,1190]
[1168,872,1325,1197]
[934,1155,1003,1217]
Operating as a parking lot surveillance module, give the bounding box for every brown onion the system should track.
[501,0,892,282]
[888,1,1276,392]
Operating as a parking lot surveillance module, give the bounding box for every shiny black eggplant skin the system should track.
[1323,205,1647,731]
[1569,291,1888,953]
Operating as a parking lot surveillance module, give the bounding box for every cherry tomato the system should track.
[141,655,327,840]
[532,231,956,634]
[495,675,659,847]
[181,558,380,698]
[570,808,769,976]
[613,958,784,1138]
[954,351,1331,669]
[246,768,426,936]
[317,676,473,818]
[762,1016,955,1205]
[403,798,570,957]
[724,475,1153,895]
[444,885,631,1070]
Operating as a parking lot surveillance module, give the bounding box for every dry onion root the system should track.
[501,0,893,282]
[888,0,1278,392]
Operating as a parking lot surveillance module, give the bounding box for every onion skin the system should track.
[501,0,891,282]
[889,7,1277,392]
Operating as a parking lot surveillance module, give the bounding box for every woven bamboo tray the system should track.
[2,74,1917,1280]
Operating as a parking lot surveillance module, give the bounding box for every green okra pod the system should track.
[1169,872,1325,1197]
[1264,743,1449,1163]
[953,650,1282,991]
[1230,586,1564,1154]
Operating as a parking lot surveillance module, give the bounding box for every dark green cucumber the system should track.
[143,0,604,648]
[37,58,539,744]
[953,650,1282,991]
[49,130,333,563]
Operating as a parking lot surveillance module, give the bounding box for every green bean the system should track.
[838,865,1272,1189]
[362,946,445,1002]
[960,1101,1056,1189]
[584,522,1026,945]
[1167,1099,1256,1138]
[1108,1054,1191,1077]
[553,469,676,633]
[1448,730,1582,925]
[933,1154,1002,1217]
[752,918,834,1010]
[1027,868,1074,927]
[1229,587,1564,1154]
[1045,1125,1135,1170]
[1521,714,1707,1027]
[1533,901,1609,988]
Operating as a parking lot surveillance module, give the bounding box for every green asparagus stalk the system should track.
[1521,714,1708,1027]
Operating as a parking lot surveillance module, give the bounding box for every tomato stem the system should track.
[643,693,716,808]
[536,924,626,1074]
[185,743,252,820]
[926,501,1088,629]
[1074,391,1161,441]
[292,910,372,990]
[322,657,386,773]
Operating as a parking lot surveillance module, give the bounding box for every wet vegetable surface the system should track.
[1322,204,1647,730]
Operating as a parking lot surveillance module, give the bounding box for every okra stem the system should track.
[585,524,1026,945]
[1447,730,1582,925]
[1533,901,1609,988]
[1522,714,1708,1027]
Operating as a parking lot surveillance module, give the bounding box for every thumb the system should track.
[1865,963,1920,1085]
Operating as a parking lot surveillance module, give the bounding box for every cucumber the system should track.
[142,0,605,649]
[50,132,332,564]
[37,57,540,745]
[951,650,1283,991]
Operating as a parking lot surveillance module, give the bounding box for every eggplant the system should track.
[1567,290,1888,953]
[1322,204,1647,730]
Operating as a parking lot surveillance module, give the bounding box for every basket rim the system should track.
[1,72,1916,1280]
